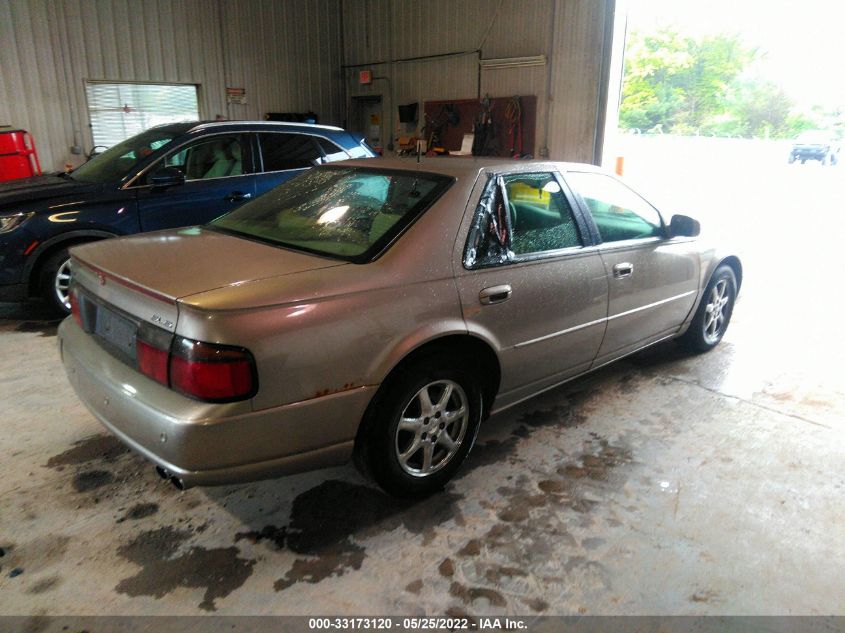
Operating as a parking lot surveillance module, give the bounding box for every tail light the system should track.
[69,288,82,328]
[135,326,256,402]
[170,337,256,401]
[136,323,172,387]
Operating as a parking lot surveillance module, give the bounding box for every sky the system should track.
[624,0,845,111]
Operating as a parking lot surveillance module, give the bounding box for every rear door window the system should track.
[505,173,582,255]
[316,137,351,163]
[465,172,583,268]
[258,133,322,172]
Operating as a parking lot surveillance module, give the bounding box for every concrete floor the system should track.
[0,142,843,617]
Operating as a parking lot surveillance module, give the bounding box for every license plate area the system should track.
[93,302,138,363]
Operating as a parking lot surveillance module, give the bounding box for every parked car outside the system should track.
[0,121,375,314]
[58,158,742,497]
[788,130,840,165]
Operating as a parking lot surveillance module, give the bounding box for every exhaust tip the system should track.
[155,466,186,490]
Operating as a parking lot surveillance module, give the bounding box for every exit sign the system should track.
[359,70,372,85]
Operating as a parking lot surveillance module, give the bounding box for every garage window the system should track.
[85,82,199,149]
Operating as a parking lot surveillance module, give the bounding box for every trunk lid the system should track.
[70,227,348,375]
[72,226,345,305]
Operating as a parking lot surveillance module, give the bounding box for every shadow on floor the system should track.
[0,301,63,336]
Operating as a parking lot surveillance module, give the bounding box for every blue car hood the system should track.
[0,174,100,210]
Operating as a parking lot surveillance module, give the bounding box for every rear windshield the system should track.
[211,166,453,262]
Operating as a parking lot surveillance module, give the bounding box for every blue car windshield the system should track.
[71,127,184,184]
[211,166,453,262]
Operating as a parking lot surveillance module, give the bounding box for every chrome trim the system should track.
[513,316,607,348]
[189,120,344,133]
[479,284,512,305]
[511,289,695,349]
[466,244,598,271]
[126,173,251,191]
[612,261,633,278]
[493,332,677,416]
[606,290,696,321]
[597,236,664,251]
[510,244,596,264]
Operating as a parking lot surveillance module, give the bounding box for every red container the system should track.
[0,129,42,182]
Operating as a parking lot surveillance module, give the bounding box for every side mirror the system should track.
[669,214,701,238]
[86,145,108,161]
[150,167,186,189]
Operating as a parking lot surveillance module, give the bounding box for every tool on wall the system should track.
[472,94,495,156]
[423,104,459,155]
[505,96,523,158]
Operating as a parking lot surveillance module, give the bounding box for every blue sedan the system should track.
[0,120,375,313]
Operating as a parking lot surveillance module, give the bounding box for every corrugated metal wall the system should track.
[220,0,343,125]
[0,0,344,171]
[548,0,614,163]
[341,0,615,162]
[0,0,613,171]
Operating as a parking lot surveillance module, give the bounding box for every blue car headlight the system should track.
[0,212,34,234]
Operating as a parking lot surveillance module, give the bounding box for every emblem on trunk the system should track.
[97,273,106,286]
[151,314,175,329]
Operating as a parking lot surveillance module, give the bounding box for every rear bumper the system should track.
[58,318,375,487]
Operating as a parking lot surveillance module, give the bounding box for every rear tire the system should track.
[679,265,737,353]
[360,356,482,498]
[39,248,73,317]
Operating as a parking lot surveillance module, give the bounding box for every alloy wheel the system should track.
[54,258,72,311]
[394,379,469,477]
[703,279,730,345]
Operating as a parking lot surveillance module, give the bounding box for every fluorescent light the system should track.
[479,55,547,70]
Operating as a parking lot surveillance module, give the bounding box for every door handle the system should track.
[613,262,634,278]
[479,284,512,305]
[225,191,252,202]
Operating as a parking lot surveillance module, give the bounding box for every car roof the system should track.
[144,120,349,138]
[329,156,603,177]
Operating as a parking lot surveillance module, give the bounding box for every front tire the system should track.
[361,357,482,498]
[680,265,737,353]
[39,248,73,316]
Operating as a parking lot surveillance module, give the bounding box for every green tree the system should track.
[620,29,755,134]
[722,79,793,138]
